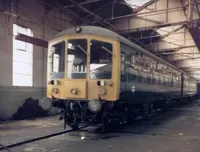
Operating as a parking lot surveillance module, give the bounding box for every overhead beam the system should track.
[172,56,200,62]
[82,1,111,19]
[148,27,196,52]
[107,6,184,21]
[159,46,200,62]
[68,0,145,47]
[188,25,200,50]
[15,33,48,48]
[155,45,196,52]
[113,0,199,33]
[194,0,200,18]
[188,0,195,21]
[135,30,190,40]
[181,67,200,72]
[63,0,102,9]
[157,52,200,56]
[150,43,196,52]
[42,0,90,25]
[173,59,200,68]
[132,0,157,13]
[116,20,191,33]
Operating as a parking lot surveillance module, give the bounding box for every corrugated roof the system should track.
[124,0,152,9]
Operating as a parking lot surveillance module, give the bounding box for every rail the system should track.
[0,126,87,151]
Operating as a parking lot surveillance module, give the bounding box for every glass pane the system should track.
[13,50,32,64]
[18,26,27,35]
[13,62,32,75]
[26,43,33,53]
[90,40,112,79]
[13,40,26,50]
[51,42,65,79]
[67,39,87,79]
[121,52,125,74]
[13,74,32,86]
[53,54,59,72]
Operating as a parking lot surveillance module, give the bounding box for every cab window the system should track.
[90,40,113,79]
[67,39,87,79]
[51,41,65,79]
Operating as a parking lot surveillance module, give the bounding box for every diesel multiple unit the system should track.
[41,26,197,129]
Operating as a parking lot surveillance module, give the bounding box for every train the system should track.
[40,26,197,129]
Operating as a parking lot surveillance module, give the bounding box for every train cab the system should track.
[47,33,120,102]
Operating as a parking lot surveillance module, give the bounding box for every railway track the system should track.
[0,101,194,151]
[0,126,87,151]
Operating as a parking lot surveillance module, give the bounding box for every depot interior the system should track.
[1,0,200,120]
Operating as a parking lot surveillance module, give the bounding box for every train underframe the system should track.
[52,94,197,130]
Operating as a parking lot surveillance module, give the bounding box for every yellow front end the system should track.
[47,35,120,102]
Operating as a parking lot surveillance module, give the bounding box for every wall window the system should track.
[13,24,33,86]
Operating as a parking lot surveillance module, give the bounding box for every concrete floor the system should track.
[0,116,69,145]
[1,100,200,152]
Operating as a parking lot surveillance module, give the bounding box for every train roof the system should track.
[54,26,194,79]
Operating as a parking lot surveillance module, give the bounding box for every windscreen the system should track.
[67,39,87,79]
[90,40,113,79]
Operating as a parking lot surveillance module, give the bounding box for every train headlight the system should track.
[40,97,52,110]
[75,26,82,33]
[97,80,106,86]
[88,100,102,113]
[99,88,106,95]
[49,80,59,85]
[52,88,59,94]
[100,80,106,86]
[70,88,78,95]
[54,80,59,85]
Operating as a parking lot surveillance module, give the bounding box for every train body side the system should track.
[118,43,197,104]
[182,75,197,96]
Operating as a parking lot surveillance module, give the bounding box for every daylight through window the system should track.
[13,24,33,86]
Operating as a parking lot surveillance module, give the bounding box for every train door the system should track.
[87,39,120,101]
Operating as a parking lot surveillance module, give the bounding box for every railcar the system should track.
[41,26,197,129]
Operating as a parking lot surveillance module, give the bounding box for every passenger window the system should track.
[121,52,125,74]
[131,54,136,65]
[130,54,138,81]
